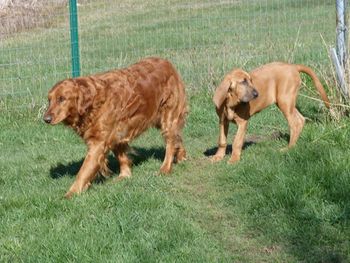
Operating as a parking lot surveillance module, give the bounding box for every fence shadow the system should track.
[49,146,165,180]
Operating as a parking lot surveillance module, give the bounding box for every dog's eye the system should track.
[57,96,65,103]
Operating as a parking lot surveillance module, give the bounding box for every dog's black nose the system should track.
[252,89,259,98]
[43,115,52,124]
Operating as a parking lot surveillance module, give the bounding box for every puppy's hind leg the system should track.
[289,108,305,147]
[278,102,305,148]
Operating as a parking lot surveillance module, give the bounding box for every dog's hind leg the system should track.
[160,111,186,174]
[174,133,186,163]
[112,143,132,181]
[160,130,176,174]
[174,110,187,163]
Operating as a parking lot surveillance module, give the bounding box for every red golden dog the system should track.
[44,57,187,198]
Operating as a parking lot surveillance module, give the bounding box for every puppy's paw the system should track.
[159,166,172,175]
[227,157,240,164]
[210,155,224,162]
[279,147,289,153]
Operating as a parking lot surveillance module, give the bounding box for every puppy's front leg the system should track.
[211,110,229,162]
[228,120,248,164]
[65,142,106,198]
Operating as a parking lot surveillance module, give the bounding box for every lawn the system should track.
[1,0,350,262]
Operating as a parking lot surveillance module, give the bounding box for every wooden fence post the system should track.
[331,0,348,100]
[336,0,348,68]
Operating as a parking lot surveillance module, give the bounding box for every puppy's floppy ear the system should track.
[213,78,234,108]
[75,79,97,115]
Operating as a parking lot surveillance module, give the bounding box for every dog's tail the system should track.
[295,64,330,108]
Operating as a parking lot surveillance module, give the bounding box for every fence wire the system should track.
[0,0,337,110]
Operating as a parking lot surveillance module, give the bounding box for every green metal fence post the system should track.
[69,0,81,77]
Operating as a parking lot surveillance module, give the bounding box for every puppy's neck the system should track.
[224,96,243,121]
[225,92,240,108]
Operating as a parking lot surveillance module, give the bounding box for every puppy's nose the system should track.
[43,115,52,124]
[252,89,259,98]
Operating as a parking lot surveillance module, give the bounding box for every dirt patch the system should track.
[0,0,67,39]
[246,131,288,144]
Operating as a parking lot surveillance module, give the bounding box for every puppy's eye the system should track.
[241,79,248,85]
[57,96,65,103]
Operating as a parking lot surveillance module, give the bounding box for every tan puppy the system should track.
[212,62,330,163]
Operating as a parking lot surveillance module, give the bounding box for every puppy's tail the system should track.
[296,64,330,108]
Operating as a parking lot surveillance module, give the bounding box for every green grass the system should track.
[1,89,350,262]
[1,0,350,262]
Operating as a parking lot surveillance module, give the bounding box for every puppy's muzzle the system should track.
[252,89,259,98]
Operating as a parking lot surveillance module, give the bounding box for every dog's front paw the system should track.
[64,182,90,199]
[64,190,75,199]
[113,171,131,182]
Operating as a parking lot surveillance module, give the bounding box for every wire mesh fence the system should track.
[0,0,337,110]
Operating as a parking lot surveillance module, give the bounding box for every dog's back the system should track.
[95,58,187,129]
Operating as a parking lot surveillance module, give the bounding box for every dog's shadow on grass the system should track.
[204,131,289,157]
[49,146,165,179]
[50,131,289,178]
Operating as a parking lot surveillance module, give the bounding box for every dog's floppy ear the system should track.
[75,79,97,115]
[213,78,234,108]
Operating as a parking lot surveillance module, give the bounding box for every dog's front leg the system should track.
[211,111,229,162]
[228,120,248,164]
[65,142,106,198]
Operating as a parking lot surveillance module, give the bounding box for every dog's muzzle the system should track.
[43,115,52,124]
